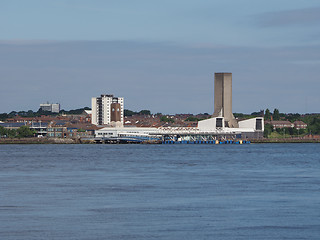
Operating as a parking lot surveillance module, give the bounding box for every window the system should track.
[216,118,223,128]
[256,119,262,130]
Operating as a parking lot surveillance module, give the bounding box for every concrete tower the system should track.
[212,73,238,128]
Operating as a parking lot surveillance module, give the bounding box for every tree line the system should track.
[0,107,91,121]
[0,126,36,138]
[263,108,320,137]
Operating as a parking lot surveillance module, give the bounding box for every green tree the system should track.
[8,111,17,117]
[251,110,263,117]
[273,108,280,120]
[264,109,271,120]
[0,126,6,136]
[17,126,35,138]
[297,128,306,135]
[138,110,151,115]
[0,113,9,121]
[286,113,301,122]
[37,108,57,116]
[264,123,273,138]
[286,127,294,135]
[124,109,137,116]
[185,116,199,122]
[6,129,17,138]
[275,128,282,134]
[307,117,320,134]
[160,116,174,123]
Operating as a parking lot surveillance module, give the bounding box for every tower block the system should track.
[212,73,238,128]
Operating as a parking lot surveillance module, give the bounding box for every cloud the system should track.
[257,7,320,27]
[0,40,320,114]
[0,40,58,45]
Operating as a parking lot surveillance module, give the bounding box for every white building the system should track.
[94,117,264,141]
[95,127,159,138]
[39,103,60,113]
[197,116,264,138]
[91,94,124,126]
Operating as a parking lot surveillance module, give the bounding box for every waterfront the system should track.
[1,144,320,239]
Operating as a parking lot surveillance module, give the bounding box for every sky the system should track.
[1,0,320,114]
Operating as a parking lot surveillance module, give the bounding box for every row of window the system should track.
[47,132,62,137]
[97,132,114,135]
[47,128,64,132]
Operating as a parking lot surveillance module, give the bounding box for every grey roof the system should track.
[30,122,48,128]
[55,121,66,126]
[0,122,26,128]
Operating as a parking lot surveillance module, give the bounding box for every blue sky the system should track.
[1,0,320,114]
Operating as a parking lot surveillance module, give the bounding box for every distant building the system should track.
[91,94,124,126]
[47,126,67,138]
[269,120,294,129]
[0,122,27,130]
[40,103,60,113]
[294,121,307,129]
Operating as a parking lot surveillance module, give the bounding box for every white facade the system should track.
[91,98,97,125]
[91,94,124,126]
[238,117,264,132]
[51,104,60,113]
[198,117,225,131]
[40,103,60,113]
[197,117,264,133]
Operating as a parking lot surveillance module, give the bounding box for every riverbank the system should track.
[1,137,320,144]
[251,138,320,143]
[0,137,94,144]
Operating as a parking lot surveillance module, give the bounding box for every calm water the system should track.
[0,144,319,240]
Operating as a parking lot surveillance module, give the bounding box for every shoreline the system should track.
[1,137,320,144]
[251,138,320,143]
[0,138,93,144]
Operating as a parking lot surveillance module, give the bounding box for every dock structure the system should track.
[93,127,162,144]
[152,127,251,144]
[94,135,162,144]
[153,127,237,142]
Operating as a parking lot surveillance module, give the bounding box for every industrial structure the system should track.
[93,73,264,143]
[212,73,238,128]
[91,94,124,127]
[39,102,60,113]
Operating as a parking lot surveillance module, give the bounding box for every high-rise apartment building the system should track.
[39,103,60,113]
[91,94,124,126]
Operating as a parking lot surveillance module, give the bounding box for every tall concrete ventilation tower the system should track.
[212,73,238,128]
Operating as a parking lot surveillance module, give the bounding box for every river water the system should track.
[0,144,319,239]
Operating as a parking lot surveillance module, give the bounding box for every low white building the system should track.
[95,127,158,137]
[198,117,263,132]
[238,117,264,131]
[198,117,225,131]
[94,116,264,141]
